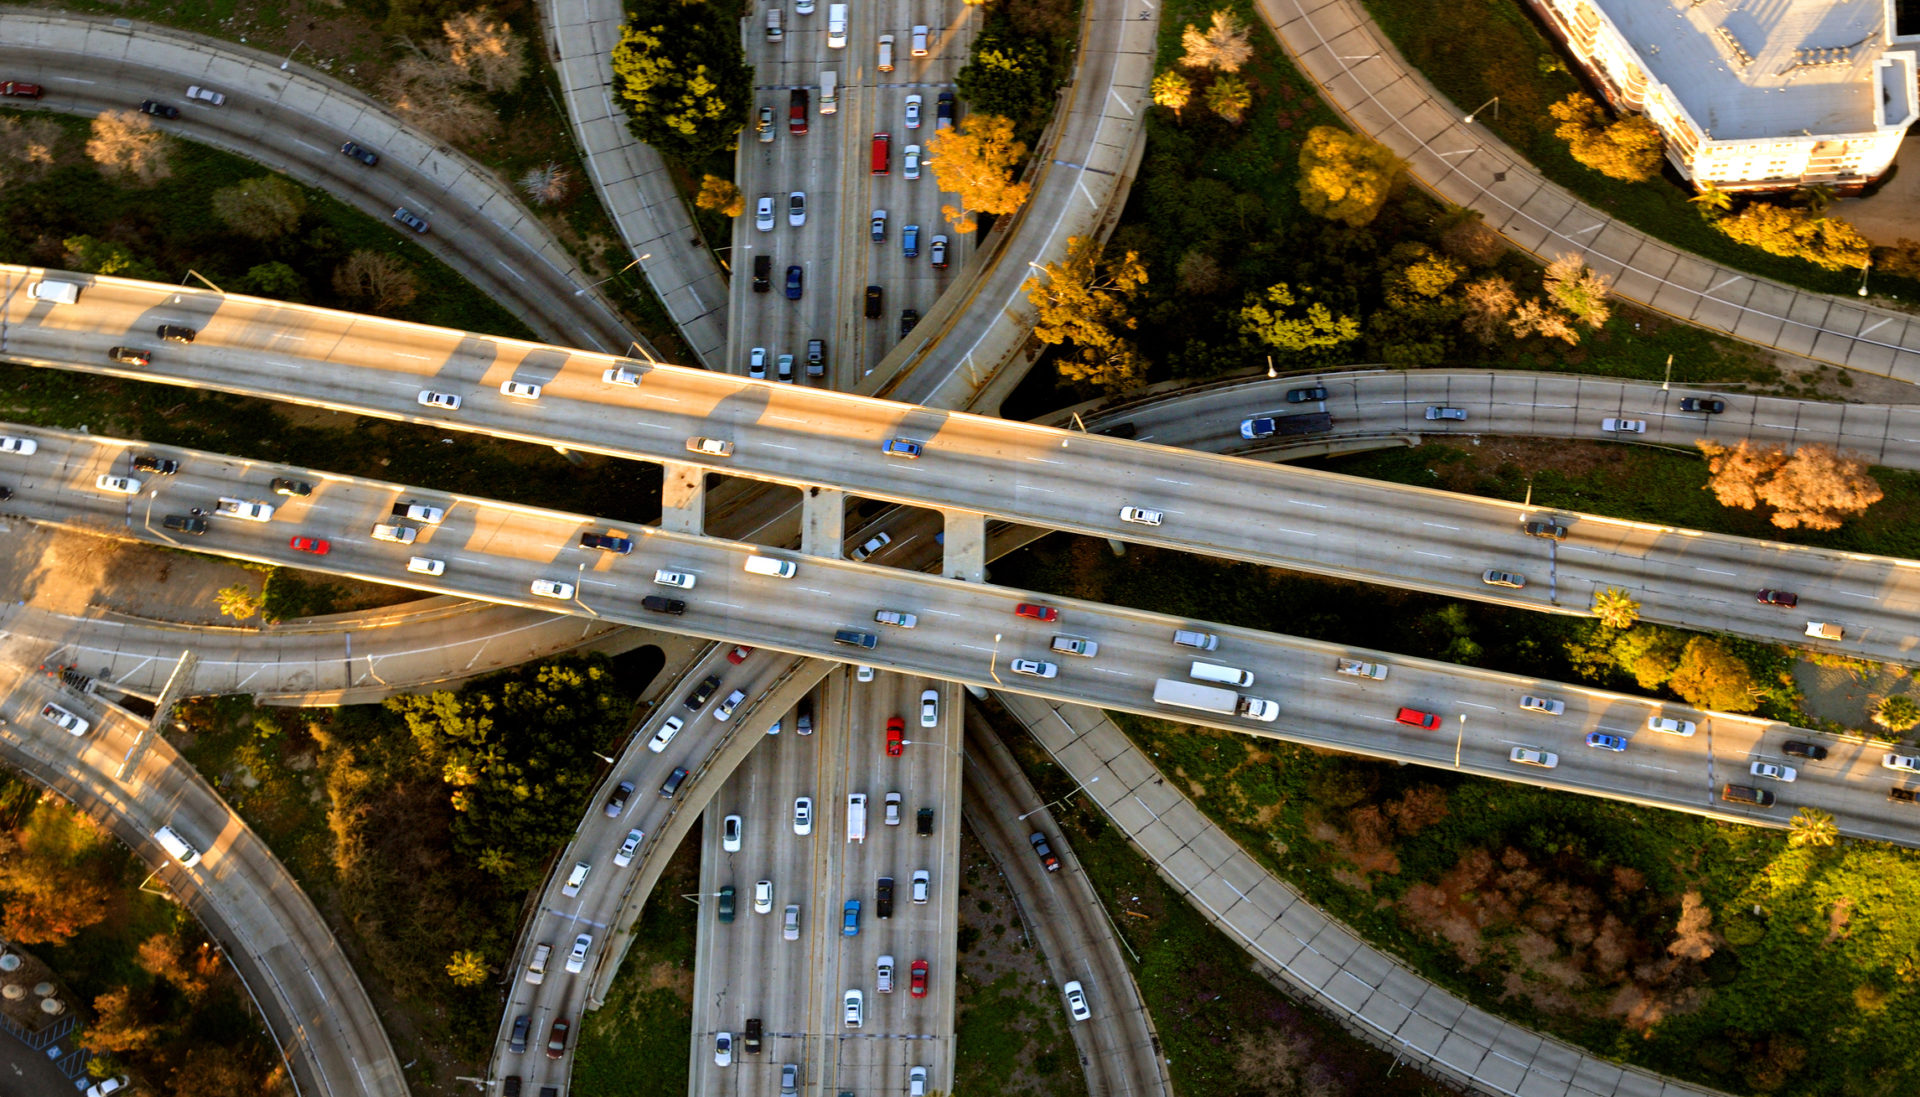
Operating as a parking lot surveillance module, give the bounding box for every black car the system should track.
[1721,783,1775,807]
[1286,386,1328,403]
[108,346,151,366]
[1523,520,1568,541]
[509,1014,531,1054]
[579,532,634,554]
[641,594,686,615]
[1029,832,1060,871]
[603,781,634,818]
[1891,787,1918,804]
[865,285,882,318]
[1781,740,1829,761]
[132,454,179,475]
[900,308,919,336]
[1096,422,1137,438]
[270,477,312,496]
[796,697,814,736]
[684,673,721,712]
[935,90,955,125]
[156,324,197,343]
[139,100,179,119]
[162,514,207,535]
[502,1077,521,1097]
[917,807,934,835]
[876,876,894,919]
[1756,588,1799,608]
[340,140,380,167]
[1679,396,1726,414]
[752,254,772,293]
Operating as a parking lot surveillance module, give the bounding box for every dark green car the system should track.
[718,885,735,923]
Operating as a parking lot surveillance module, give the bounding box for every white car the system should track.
[0,436,37,455]
[844,988,864,1027]
[614,828,643,866]
[1063,980,1091,1021]
[909,1066,927,1097]
[1119,505,1163,526]
[910,24,929,55]
[654,569,696,588]
[856,665,876,682]
[875,610,918,628]
[565,932,592,974]
[793,796,814,835]
[904,94,922,128]
[86,1077,132,1097]
[903,144,920,180]
[371,523,416,544]
[1750,761,1797,782]
[884,791,902,825]
[185,85,225,105]
[406,557,446,576]
[499,380,541,399]
[714,1031,733,1067]
[1518,695,1565,715]
[40,703,89,736]
[720,813,741,852]
[714,689,746,722]
[603,366,641,387]
[218,497,275,522]
[647,715,684,753]
[1602,417,1647,433]
[1509,747,1558,768]
[911,868,929,904]
[687,436,734,458]
[1883,752,1920,773]
[1010,659,1058,678]
[784,904,801,940]
[1649,716,1697,737]
[756,196,775,231]
[530,578,575,600]
[748,346,767,378]
[852,531,891,561]
[95,474,140,495]
[877,955,895,993]
[417,390,461,410]
[396,503,445,524]
[789,191,807,226]
[920,688,939,727]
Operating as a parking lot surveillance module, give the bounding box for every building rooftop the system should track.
[1602,0,1895,140]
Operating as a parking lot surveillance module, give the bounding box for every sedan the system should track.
[392,207,430,233]
[139,99,180,119]
[1649,716,1697,737]
[871,209,888,241]
[185,85,225,105]
[1010,658,1058,678]
[1602,417,1647,433]
[903,144,921,179]
[1030,832,1060,872]
[270,477,312,496]
[604,781,634,817]
[844,988,864,1027]
[785,265,803,300]
[1015,602,1058,621]
[911,869,929,903]
[1509,747,1558,769]
[1287,386,1328,403]
[756,196,775,230]
[722,814,742,852]
[930,235,948,269]
[714,689,746,722]
[687,437,734,457]
[646,715,684,753]
[1518,695,1564,715]
[530,579,574,600]
[1782,740,1828,760]
[499,380,542,399]
[788,191,807,226]
[1679,396,1726,413]
[614,828,643,866]
[95,474,140,495]
[793,797,814,835]
[905,95,922,128]
[1883,753,1920,773]
[1063,981,1091,1021]
[1584,732,1628,751]
[919,689,939,726]
[1424,406,1466,421]
[1750,761,1797,783]
[1523,520,1568,540]
[418,390,461,410]
[546,1018,570,1060]
[843,900,861,937]
[108,346,152,366]
[757,105,774,141]
[340,141,380,166]
[852,531,892,561]
[289,536,330,555]
[885,716,905,756]
[156,324,196,343]
[1756,589,1798,607]
[784,904,801,940]
[0,437,38,455]
[909,959,928,997]
[714,1032,733,1067]
[1482,569,1526,589]
[748,346,767,378]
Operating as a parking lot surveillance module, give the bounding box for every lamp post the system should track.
[1266,354,1277,379]
[1464,96,1499,124]
[1455,714,1467,767]
[1661,352,1674,391]
[989,633,1003,685]
[575,253,650,296]
[1857,259,1871,297]
[279,39,310,71]
[1019,775,1099,820]
[589,749,616,765]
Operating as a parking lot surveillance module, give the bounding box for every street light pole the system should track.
[1019,775,1100,820]
[989,633,1003,685]
[1464,97,1499,124]
[1661,352,1673,391]
[575,253,650,296]
[1455,714,1466,767]
[1858,259,1871,297]
[1266,354,1276,379]
[279,39,309,70]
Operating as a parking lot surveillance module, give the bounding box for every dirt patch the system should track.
[1792,657,1915,734]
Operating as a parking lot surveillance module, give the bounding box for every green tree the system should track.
[1548,93,1665,182]
[1612,625,1685,690]
[1151,70,1192,118]
[610,2,753,164]
[955,17,1053,124]
[446,950,489,986]
[60,235,163,281]
[1593,587,1640,628]
[476,847,517,878]
[211,176,308,240]
[216,584,263,622]
[1543,252,1612,330]
[1239,282,1361,357]
[1787,806,1838,849]
[1204,74,1253,124]
[1024,235,1149,393]
[1714,202,1872,271]
[1296,126,1401,228]
[233,261,308,302]
[1687,182,1731,221]
[1874,695,1920,734]
[1667,636,1757,712]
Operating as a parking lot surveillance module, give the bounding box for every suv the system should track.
[162,514,207,535]
[641,595,685,615]
[133,454,180,475]
[753,254,772,292]
[1395,708,1441,730]
[917,807,934,835]
[1721,783,1775,807]
[865,285,883,318]
[579,532,633,554]
[807,339,826,376]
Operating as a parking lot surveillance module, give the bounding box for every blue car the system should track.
[785,265,803,300]
[842,899,861,937]
[1585,732,1628,752]
[881,438,923,458]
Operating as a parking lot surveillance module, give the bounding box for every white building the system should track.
[1522,0,1920,193]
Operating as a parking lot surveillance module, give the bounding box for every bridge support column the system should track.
[801,487,847,557]
[659,461,706,535]
[940,510,986,583]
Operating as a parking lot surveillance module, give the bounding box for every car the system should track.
[1010,658,1058,678]
[876,875,895,918]
[1585,732,1628,751]
[1050,636,1098,657]
[392,207,430,233]
[748,346,768,378]
[500,380,542,399]
[784,904,801,939]
[789,191,807,226]
[756,196,775,231]
[1756,589,1799,607]
[1518,695,1565,715]
[714,1032,733,1067]
[776,353,794,382]
[220,498,275,522]
[789,87,809,132]
[900,308,919,335]
[418,390,461,410]
[884,791,902,826]
[269,477,312,496]
[1030,831,1060,872]
[530,579,574,600]
[877,955,895,993]
[1721,783,1775,807]
[910,959,928,997]
[936,91,955,128]
[603,366,641,386]
[185,85,225,105]
[156,323,197,343]
[844,988,864,1027]
[85,1077,132,1097]
[1679,396,1726,414]
[727,644,754,664]
[717,885,735,921]
[1425,406,1466,421]
[1482,569,1526,589]
[871,209,888,241]
[886,716,906,756]
[917,806,934,835]
[874,610,918,629]
[509,1014,532,1055]
[909,1065,928,1097]
[881,438,923,458]
[857,665,876,682]
[1395,708,1441,730]
[562,861,591,897]
[1287,386,1328,403]
[929,232,950,270]
[757,104,775,142]
[140,99,180,119]
[1240,417,1280,439]
[920,688,939,727]
[1119,506,1163,526]
[340,140,380,166]
[132,455,179,475]
[1751,761,1797,782]
[1602,417,1647,433]
[1782,740,1829,760]
[714,689,746,722]
[794,797,814,835]
[852,531,892,561]
[290,535,330,555]
[641,594,685,615]
[687,437,734,457]
[911,24,930,54]
[406,556,445,576]
[785,265,804,299]
[95,474,140,495]
[843,899,861,936]
[525,942,551,984]
[614,828,643,866]
[1063,981,1091,1021]
[903,144,921,179]
[661,766,689,797]
[1523,520,1568,540]
[1649,716,1697,737]
[905,94,922,128]
[903,223,920,258]
[580,531,634,554]
[1509,747,1558,768]
[722,814,742,852]
[371,523,416,544]
[162,514,208,535]
[0,81,44,99]
[912,868,929,903]
[1016,602,1058,621]
[865,284,883,317]
[605,781,634,818]
[546,1018,570,1060]
[108,346,151,366]
[392,502,445,524]
[685,674,721,711]
[642,716,685,755]
[40,703,89,736]
[797,698,814,735]
[1883,753,1920,773]
[0,437,36,455]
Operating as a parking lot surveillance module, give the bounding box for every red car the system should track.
[1014,602,1058,622]
[1395,707,1441,730]
[289,535,330,555]
[546,1017,570,1060]
[909,959,928,997]
[727,645,754,664]
[885,716,905,757]
[1755,589,1798,608]
[0,82,43,100]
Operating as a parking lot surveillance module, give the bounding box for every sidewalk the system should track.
[1254,0,1920,385]
[997,690,1737,1097]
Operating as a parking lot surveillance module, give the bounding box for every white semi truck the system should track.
[1151,679,1278,721]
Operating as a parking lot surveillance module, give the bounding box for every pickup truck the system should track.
[1336,658,1388,680]
[1050,636,1098,657]
[215,497,273,522]
[392,501,445,524]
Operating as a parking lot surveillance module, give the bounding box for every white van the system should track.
[1190,661,1254,687]
[766,6,782,40]
[743,556,797,578]
[153,825,202,867]
[847,793,868,843]
[877,34,894,72]
[819,70,838,114]
[27,280,79,305]
[1172,629,1219,651]
[827,4,847,47]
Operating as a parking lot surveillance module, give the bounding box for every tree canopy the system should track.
[955,15,1054,125]
[1025,235,1149,392]
[1239,282,1361,358]
[610,0,753,164]
[1548,93,1665,182]
[1714,202,1872,272]
[1296,126,1400,228]
[927,114,1032,232]
[1698,440,1883,530]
